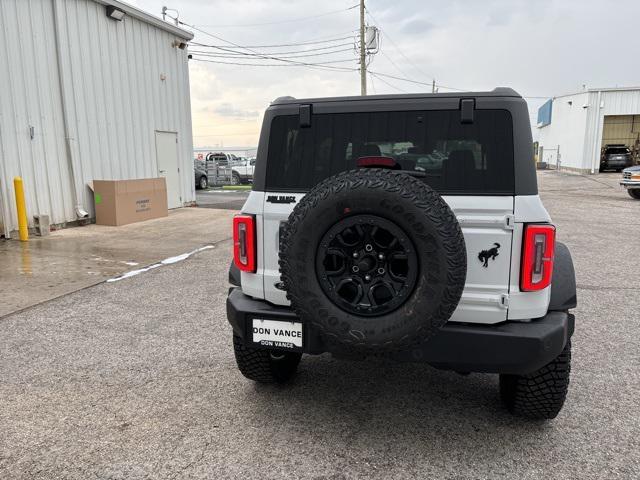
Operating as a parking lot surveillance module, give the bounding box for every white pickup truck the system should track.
[231,158,256,185]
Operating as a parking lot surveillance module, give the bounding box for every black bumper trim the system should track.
[226,288,574,375]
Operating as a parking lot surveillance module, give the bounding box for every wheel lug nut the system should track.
[365,244,373,252]
[377,268,385,274]
[352,252,359,258]
[365,274,371,281]
[378,253,385,260]
[352,266,359,272]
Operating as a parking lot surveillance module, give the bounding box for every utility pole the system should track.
[432,79,436,93]
[359,0,367,96]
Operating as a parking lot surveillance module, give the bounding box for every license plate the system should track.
[252,319,303,351]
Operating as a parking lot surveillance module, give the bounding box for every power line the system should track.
[364,6,437,83]
[368,70,464,91]
[368,72,377,94]
[190,47,355,60]
[190,33,357,50]
[190,56,358,71]
[378,49,414,83]
[365,7,552,99]
[369,72,408,93]
[190,41,354,56]
[181,20,359,72]
[193,4,359,28]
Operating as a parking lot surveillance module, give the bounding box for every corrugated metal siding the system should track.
[0,0,193,237]
[585,90,640,172]
[538,89,640,173]
[0,0,74,235]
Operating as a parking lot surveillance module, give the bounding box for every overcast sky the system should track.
[128,0,640,149]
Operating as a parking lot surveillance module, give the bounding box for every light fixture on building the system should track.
[106,6,125,21]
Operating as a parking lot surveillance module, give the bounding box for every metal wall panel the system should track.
[538,89,640,173]
[0,0,194,237]
[536,92,590,170]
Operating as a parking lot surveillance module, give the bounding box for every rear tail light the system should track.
[521,224,556,291]
[233,214,256,272]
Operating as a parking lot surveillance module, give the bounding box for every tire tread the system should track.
[500,341,571,419]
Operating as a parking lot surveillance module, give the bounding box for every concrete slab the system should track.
[0,208,234,318]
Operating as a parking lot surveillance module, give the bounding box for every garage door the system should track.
[602,115,640,149]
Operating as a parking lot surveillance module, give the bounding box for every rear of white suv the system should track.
[227,89,576,420]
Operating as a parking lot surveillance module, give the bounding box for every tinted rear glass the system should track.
[266,110,515,194]
[606,147,629,155]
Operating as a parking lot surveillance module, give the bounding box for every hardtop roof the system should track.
[271,87,522,105]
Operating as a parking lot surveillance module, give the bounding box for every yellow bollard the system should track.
[13,177,28,242]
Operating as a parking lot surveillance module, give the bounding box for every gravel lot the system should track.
[1,171,638,479]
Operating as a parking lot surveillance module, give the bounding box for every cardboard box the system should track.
[93,178,168,226]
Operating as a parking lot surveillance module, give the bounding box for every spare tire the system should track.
[279,168,466,351]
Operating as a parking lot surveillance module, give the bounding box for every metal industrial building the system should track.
[536,87,640,173]
[0,0,194,238]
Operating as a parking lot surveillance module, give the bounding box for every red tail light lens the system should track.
[233,215,256,272]
[521,224,556,291]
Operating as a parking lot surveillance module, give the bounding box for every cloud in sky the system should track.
[129,0,640,147]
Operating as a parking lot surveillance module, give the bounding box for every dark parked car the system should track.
[194,159,208,189]
[620,165,640,200]
[601,145,633,171]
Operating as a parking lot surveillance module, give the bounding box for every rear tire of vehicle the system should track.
[628,189,640,200]
[231,172,241,185]
[499,341,571,420]
[199,176,208,190]
[233,336,302,383]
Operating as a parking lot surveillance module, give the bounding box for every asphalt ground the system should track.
[1,171,638,479]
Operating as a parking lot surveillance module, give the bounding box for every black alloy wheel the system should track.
[316,214,418,316]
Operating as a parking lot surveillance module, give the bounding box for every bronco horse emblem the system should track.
[478,243,500,268]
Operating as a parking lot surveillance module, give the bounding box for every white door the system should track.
[155,131,181,209]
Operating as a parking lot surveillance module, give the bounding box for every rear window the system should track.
[265,110,515,194]
[606,147,630,155]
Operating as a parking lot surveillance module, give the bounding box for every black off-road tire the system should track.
[279,168,467,352]
[499,341,571,419]
[627,189,640,200]
[233,336,302,383]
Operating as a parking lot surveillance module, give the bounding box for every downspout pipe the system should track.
[590,90,603,175]
[52,0,89,219]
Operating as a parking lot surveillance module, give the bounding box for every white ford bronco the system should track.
[227,89,576,420]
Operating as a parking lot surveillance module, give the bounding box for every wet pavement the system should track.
[0,208,234,318]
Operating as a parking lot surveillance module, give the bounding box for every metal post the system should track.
[13,177,28,242]
[359,0,367,96]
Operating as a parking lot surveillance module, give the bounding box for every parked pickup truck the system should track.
[620,165,640,200]
[231,158,256,185]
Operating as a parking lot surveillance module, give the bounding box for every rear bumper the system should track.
[602,159,632,169]
[226,287,574,375]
